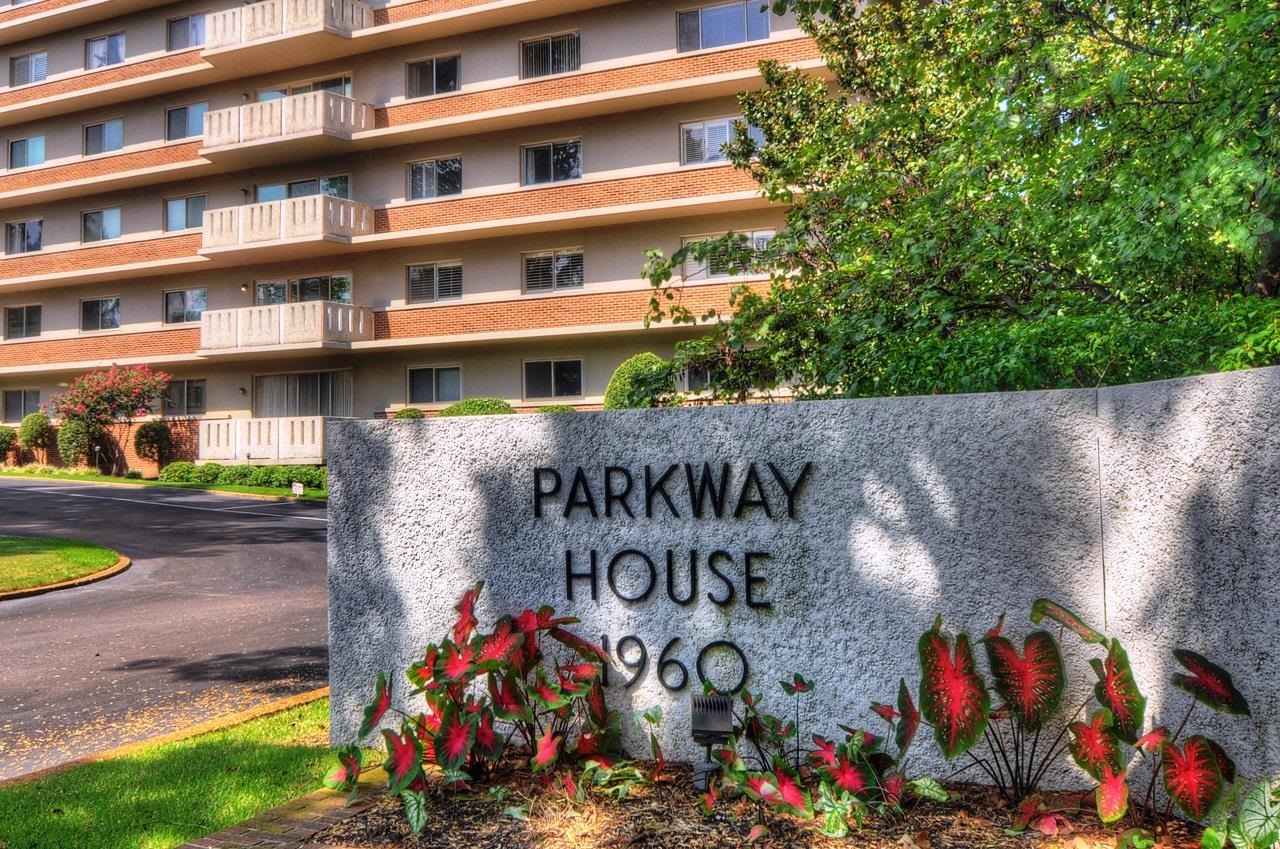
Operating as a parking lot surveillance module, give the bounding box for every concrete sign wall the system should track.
[328,366,1280,778]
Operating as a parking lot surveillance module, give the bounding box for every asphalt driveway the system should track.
[0,478,328,780]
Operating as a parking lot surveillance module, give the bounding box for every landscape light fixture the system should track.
[690,693,733,792]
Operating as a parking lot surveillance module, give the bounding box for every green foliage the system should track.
[1203,779,1280,849]
[17,412,54,451]
[56,420,95,467]
[0,426,15,459]
[158,461,196,483]
[437,397,515,417]
[603,352,667,409]
[643,3,1280,402]
[216,464,255,485]
[156,461,326,491]
[194,463,223,485]
[536,404,576,414]
[49,365,171,429]
[393,407,425,419]
[133,420,172,463]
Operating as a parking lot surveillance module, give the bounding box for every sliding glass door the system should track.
[253,371,352,418]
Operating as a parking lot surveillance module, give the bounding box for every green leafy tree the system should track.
[643,0,1280,401]
[49,365,172,472]
[603,352,669,409]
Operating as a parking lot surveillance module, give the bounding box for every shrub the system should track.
[0,425,15,460]
[603,352,666,409]
[158,461,197,483]
[18,412,55,451]
[57,420,95,467]
[393,407,425,419]
[133,420,172,463]
[286,465,327,490]
[437,397,515,417]
[536,404,576,414]
[194,463,223,485]
[48,365,171,430]
[123,469,142,480]
[215,464,254,485]
[327,582,621,834]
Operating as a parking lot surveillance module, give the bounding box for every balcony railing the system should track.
[200,300,374,351]
[203,91,373,149]
[199,415,344,464]
[202,195,374,249]
[205,0,371,49]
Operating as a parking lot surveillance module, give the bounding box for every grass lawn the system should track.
[0,698,333,849]
[0,468,326,501]
[0,535,120,593]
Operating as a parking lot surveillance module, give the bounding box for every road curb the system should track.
[0,552,131,602]
[0,686,331,788]
[0,474,326,503]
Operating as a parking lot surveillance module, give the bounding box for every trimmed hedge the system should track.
[393,407,425,419]
[57,420,95,467]
[0,426,15,459]
[158,461,327,491]
[603,352,666,409]
[18,412,55,451]
[438,398,515,417]
[536,404,576,414]
[134,420,172,462]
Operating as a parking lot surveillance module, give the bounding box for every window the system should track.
[166,102,208,140]
[521,140,580,185]
[524,359,582,399]
[81,207,121,242]
[256,76,351,101]
[254,273,352,305]
[253,371,352,418]
[681,116,764,164]
[2,389,38,423]
[677,1,769,52]
[8,136,44,168]
[162,379,206,415]
[4,305,40,339]
[164,194,206,231]
[523,248,584,293]
[167,14,206,50]
[682,229,774,279]
[255,175,348,202]
[164,288,206,324]
[406,55,459,98]
[85,33,125,69]
[10,51,47,86]
[520,32,579,78]
[407,366,461,405]
[5,219,40,254]
[407,157,462,200]
[407,262,462,304]
[80,297,120,332]
[84,119,124,155]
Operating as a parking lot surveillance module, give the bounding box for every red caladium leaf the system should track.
[918,618,990,759]
[1096,766,1130,824]
[1068,709,1124,781]
[323,745,362,800]
[823,752,876,798]
[487,671,531,723]
[358,670,391,739]
[433,707,477,772]
[870,702,899,723]
[586,680,609,726]
[531,668,569,710]
[381,725,423,795]
[560,662,601,684]
[474,710,504,761]
[437,640,476,682]
[1090,640,1146,744]
[984,630,1066,731]
[811,735,837,768]
[531,730,562,772]
[453,581,483,645]
[406,646,440,692]
[1202,737,1237,785]
[515,605,579,632]
[744,761,814,818]
[547,627,609,662]
[576,729,604,758]
[896,677,920,757]
[1162,736,1225,820]
[1171,650,1251,716]
[1030,599,1107,644]
[557,667,592,697]
[1135,727,1170,754]
[474,617,524,671]
[780,673,814,695]
[884,772,905,805]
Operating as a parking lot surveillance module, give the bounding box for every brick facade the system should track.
[0,327,200,368]
[0,233,201,281]
[0,142,203,195]
[0,51,206,111]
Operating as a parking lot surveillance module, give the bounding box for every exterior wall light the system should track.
[690,693,733,791]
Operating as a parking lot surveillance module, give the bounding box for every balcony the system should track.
[202,91,373,165]
[201,195,374,259]
[204,0,372,69]
[199,301,374,354]
[198,416,342,465]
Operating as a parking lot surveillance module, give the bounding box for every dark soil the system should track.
[306,764,1202,849]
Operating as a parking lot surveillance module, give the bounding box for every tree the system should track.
[643,0,1280,401]
[49,365,172,472]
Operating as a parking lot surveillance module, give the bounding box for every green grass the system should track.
[0,535,120,593]
[0,468,326,501]
[0,698,333,849]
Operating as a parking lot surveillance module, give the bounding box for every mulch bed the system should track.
[306,764,1202,849]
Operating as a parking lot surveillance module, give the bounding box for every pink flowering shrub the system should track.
[49,365,172,432]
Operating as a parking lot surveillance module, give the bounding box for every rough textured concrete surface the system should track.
[328,367,1278,780]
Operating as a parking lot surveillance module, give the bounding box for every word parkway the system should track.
[531,461,815,521]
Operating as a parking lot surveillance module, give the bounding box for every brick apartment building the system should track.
[0,0,821,465]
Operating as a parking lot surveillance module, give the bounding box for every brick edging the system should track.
[178,767,389,849]
[0,553,130,601]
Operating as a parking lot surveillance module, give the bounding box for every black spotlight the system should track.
[690,693,733,791]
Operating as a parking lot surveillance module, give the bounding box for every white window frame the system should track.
[405,54,460,99]
[680,115,765,165]
[81,206,122,243]
[85,32,125,70]
[80,296,121,333]
[406,261,463,304]
[5,218,41,254]
[162,378,207,416]
[163,193,207,232]
[522,247,584,294]
[406,156,462,201]
[2,389,39,423]
[522,357,584,400]
[7,135,44,169]
[166,14,206,51]
[406,364,463,406]
[518,31,581,79]
[681,228,775,280]
[9,51,48,86]
[83,118,124,156]
[676,1,771,53]
[4,304,40,340]
[165,101,209,141]
[520,138,582,186]
[163,287,207,325]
